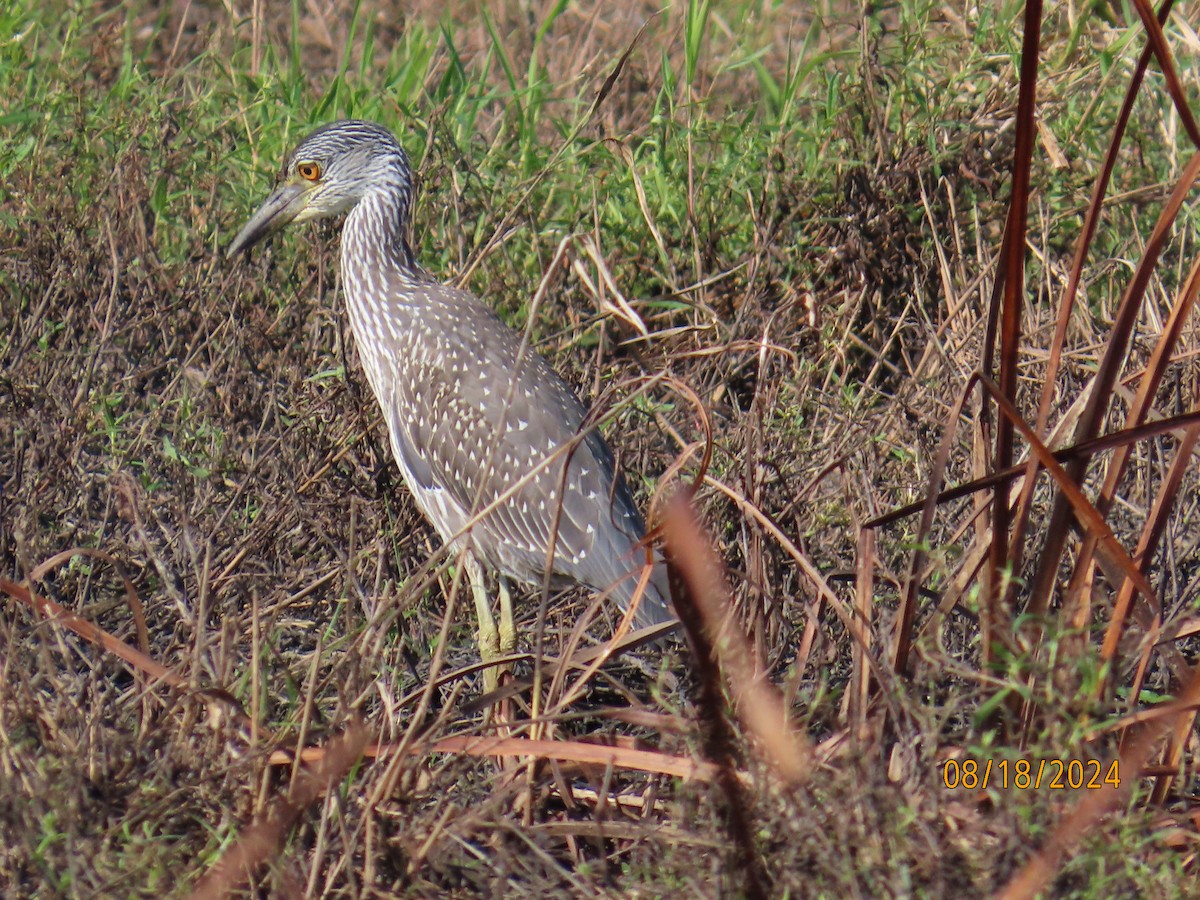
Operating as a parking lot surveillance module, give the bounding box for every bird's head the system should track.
[227,119,412,258]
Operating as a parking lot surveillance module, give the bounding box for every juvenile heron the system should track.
[227,120,673,687]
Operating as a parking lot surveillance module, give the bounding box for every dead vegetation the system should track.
[2,1,1200,896]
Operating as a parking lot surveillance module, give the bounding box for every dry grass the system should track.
[3,0,1200,896]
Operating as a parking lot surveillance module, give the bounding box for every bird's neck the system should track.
[342,186,422,281]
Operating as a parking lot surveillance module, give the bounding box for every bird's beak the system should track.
[226,181,312,259]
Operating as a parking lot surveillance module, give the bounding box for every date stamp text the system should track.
[942,757,1120,791]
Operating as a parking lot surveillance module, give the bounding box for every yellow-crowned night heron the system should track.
[227,120,672,687]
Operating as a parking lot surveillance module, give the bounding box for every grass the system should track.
[2,0,1200,896]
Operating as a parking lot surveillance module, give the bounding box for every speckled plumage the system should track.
[228,120,672,656]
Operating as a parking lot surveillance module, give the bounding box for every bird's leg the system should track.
[498,577,516,657]
[494,577,518,737]
[464,554,501,692]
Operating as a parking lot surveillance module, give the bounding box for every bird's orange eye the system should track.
[297,162,321,181]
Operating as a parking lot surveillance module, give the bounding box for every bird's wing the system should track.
[376,286,644,584]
